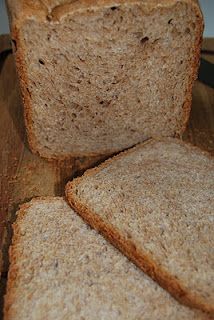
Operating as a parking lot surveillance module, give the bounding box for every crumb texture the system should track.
[14,0,202,157]
[67,139,214,312]
[4,198,207,320]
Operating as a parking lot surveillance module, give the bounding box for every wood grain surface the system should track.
[0,35,213,314]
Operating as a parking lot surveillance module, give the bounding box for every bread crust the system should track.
[3,197,64,320]
[6,0,204,160]
[6,0,202,26]
[65,138,214,316]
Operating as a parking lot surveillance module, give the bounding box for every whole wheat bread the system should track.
[66,138,214,316]
[6,0,203,159]
[4,197,208,319]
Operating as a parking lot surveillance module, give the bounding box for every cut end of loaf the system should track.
[11,0,203,158]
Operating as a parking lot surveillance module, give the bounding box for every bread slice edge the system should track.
[3,196,67,319]
[65,139,213,316]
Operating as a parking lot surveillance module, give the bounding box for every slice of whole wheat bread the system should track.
[66,138,214,316]
[4,197,208,320]
[6,0,203,159]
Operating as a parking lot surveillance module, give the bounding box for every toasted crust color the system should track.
[6,0,202,26]
[65,138,214,316]
[6,0,204,159]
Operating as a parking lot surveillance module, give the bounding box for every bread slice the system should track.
[66,138,214,316]
[6,0,203,159]
[4,197,209,320]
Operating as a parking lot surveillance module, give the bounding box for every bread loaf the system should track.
[6,0,203,159]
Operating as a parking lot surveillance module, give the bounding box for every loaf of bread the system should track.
[4,197,209,319]
[6,0,203,159]
[66,138,214,316]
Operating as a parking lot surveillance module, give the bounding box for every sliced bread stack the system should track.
[4,198,209,320]
[4,139,214,319]
[6,0,203,158]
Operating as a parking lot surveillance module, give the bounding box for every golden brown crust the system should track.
[3,21,39,157]
[48,0,202,22]
[65,138,214,316]
[6,0,48,27]
[6,0,203,27]
[4,201,32,319]
[180,2,204,137]
[67,137,213,178]
[6,0,204,160]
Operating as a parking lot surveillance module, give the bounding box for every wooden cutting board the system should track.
[0,34,213,310]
